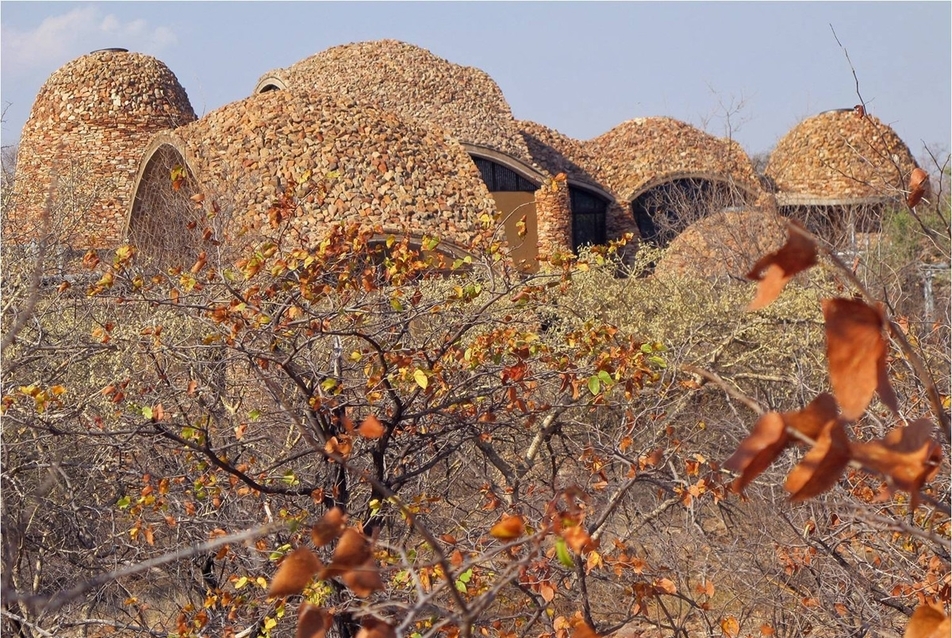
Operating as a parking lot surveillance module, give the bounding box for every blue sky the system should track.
[2,2,949,159]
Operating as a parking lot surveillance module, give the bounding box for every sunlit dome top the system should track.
[12,49,195,248]
[130,89,498,254]
[254,39,532,163]
[586,117,765,204]
[765,109,919,204]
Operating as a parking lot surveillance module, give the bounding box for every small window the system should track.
[570,187,608,251]
[472,156,536,193]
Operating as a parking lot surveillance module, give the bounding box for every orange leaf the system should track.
[785,421,851,501]
[269,547,322,597]
[490,514,525,540]
[561,525,594,553]
[723,412,789,493]
[356,617,396,638]
[325,435,353,459]
[357,415,386,439]
[311,507,347,547]
[654,577,677,595]
[851,418,943,500]
[571,618,599,638]
[782,393,839,440]
[341,559,385,597]
[297,604,332,638]
[907,168,929,208]
[746,222,817,310]
[721,616,740,638]
[904,601,951,638]
[823,298,897,420]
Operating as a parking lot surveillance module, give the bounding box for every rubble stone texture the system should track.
[586,117,769,208]
[766,109,919,204]
[654,208,788,280]
[10,49,196,248]
[131,90,500,256]
[255,40,534,166]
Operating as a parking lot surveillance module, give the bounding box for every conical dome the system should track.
[10,49,196,248]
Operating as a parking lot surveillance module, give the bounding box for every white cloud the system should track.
[1,6,178,78]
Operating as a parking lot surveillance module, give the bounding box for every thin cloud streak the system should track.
[1,7,176,78]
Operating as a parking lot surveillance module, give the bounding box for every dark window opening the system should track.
[570,187,608,251]
[631,178,746,247]
[471,156,536,193]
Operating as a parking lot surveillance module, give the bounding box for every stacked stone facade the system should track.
[10,50,195,248]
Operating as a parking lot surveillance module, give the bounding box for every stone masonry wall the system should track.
[10,50,195,248]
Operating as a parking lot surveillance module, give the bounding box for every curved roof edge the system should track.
[253,74,289,93]
[627,171,764,205]
[123,130,198,237]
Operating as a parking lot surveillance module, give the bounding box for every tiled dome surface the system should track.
[655,208,788,279]
[11,49,195,247]
[134,90,499,253]
[255,40,533,165]
[587,117,766,205]
[766,109,918,203]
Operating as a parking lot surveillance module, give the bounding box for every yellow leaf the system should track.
[264,616,277,630]
[234,576,249,590]
[413,369,429,390]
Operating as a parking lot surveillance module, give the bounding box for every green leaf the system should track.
[640,343,654,354]
[248,409,262,421]
[597,370,613,385]
[116,495,131,510]
[457,568,473,584]
[648,356,667,368]
[141,406,153,420]
[555,538,574,568]
[321,378,338,392]
[390,296,404,312]
[587,376,600,395]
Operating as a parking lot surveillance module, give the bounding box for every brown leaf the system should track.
[490,514,525,540]
[823,298,896,420]
[321,527,371,578]
[851,419,943,499]
[785,421,851,501]
[311,507,347,547]
[746,222,817,310]
[269,547,322,597]
[357,415,386,439]
[904,601,951,638]
[356,617,396,638]
[297,604,332,638]
[325,435,353,459]
[907,168,929,208]
[724,412,790,493]
[782,393,839,440]
[341,559,385,597]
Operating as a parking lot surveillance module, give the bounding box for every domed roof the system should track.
[254,40,532,164]
[11,49,195,248]
[765,109,919,204]
[586,117,765,204]
[655,208,787,280]
[518,120,605,191]
[129,90,499,255]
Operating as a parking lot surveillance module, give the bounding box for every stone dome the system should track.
[253,40,532,164]
[586,117,765,204]
[518,120,605,190]
[128,90,499,261]
[10,49,196,248]
[654,208,788,280]
[765,109,919,204]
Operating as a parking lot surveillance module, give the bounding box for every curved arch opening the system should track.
[630,176,751,247]
[128,143,204,267]
[570,186,608,251]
